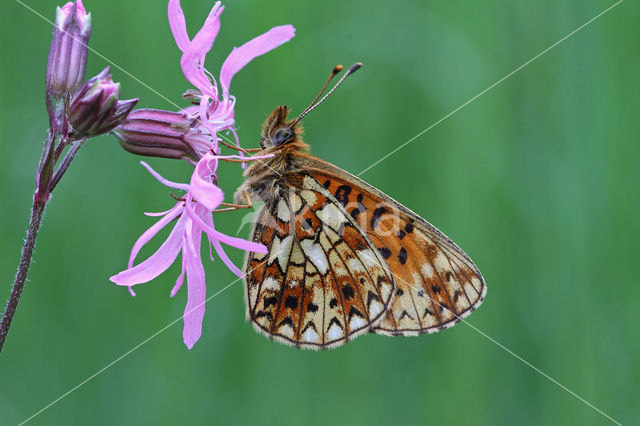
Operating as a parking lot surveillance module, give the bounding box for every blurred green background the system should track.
[1,0,638,424]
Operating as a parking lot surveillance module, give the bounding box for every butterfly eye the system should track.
[272,127,294,146]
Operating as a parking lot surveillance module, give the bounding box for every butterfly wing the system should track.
[299,155,486,335]
[243,176,395,349]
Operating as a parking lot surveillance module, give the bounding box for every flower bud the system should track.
[113,109,211,161]
[46,0,92,98]
[68,67,139,138]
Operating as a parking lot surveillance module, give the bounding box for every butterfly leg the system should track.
[211,191,253,214]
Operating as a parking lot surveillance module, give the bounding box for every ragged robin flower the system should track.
[110,0,295,349]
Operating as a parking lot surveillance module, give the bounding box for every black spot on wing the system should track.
[342,284,355,300]
[366,291,380,308]
[334,185,351,207]
[264,296,278,308]
[378,247,392,259]
[278,316,295,329]
[329,298,338,308]
[350,193,365,219]
[370,206,388,230]
[398,247,407,265]
[256,311,273,321]
[348,306,365,320]
[284,295,298,309]
[301,320,318,334]
[327,317,343,329]
[307,302,319,313]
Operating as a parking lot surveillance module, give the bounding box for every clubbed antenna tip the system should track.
[292,62,363,126]
[347,62,362,75]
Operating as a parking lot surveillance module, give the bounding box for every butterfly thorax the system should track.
[234,105,308,205]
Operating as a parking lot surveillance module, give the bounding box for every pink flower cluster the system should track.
[110,0,295,349]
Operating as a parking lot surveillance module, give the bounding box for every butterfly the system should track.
[228,64,486,349]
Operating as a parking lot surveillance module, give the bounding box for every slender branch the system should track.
[50,139,84,192]
[0,200,46,352]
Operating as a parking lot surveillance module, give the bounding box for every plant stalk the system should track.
[0,200,46,352]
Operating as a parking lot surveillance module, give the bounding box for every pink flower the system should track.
[110,0,295,349]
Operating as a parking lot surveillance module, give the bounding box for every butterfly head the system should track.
[260,105,303,150]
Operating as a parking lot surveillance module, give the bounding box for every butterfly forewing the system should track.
[244,176,395,349]
[303,158,486,335]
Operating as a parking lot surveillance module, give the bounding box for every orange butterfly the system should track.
[224,64,486,349]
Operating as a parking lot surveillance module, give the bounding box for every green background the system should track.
[0,0,638,424]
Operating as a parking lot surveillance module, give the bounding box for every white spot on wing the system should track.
[278,324,295,338]
[349,316,366,330]
[270,235,293,271]
[348,258,364,273]
[300,190,317,205]
[290,192,303,213]
[277,199,290,222]
[369,300,383,317]
[421,263,435,279]
[302,327,319,343]
[358,249,378,268]
[263,276,279,291]
[300,239,329,274]
[316,203,346,231]
[327,323,343,340]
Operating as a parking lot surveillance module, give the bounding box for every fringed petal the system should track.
[182,229,206,349]
[220,25,295,96]
[110,214,187,286]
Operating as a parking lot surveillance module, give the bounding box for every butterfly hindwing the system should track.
[300,156,486,335]
[243,176,395,349]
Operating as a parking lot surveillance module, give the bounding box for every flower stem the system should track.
[0,199,46,353]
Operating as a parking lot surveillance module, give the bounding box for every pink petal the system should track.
[168,0,189,52]
[141,161,190,191]
[210,235,242,277]
[190,153,224,211]
[179,4,223,97]
[128,203,184,268]
[219,25,295,96]
[182,227,206,349]
[180,105,199,115]
[180,53,217,98]
[110,214,187,286]
[190,2,223,58]
[185,201,268,253]
[170,257,187,297]
[144,207,177,217]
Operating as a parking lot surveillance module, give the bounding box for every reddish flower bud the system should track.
[46,0,92,98]
[68,67,139,138]
[113,109,211,161]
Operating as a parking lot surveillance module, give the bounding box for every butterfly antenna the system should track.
[292,62,362,126]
